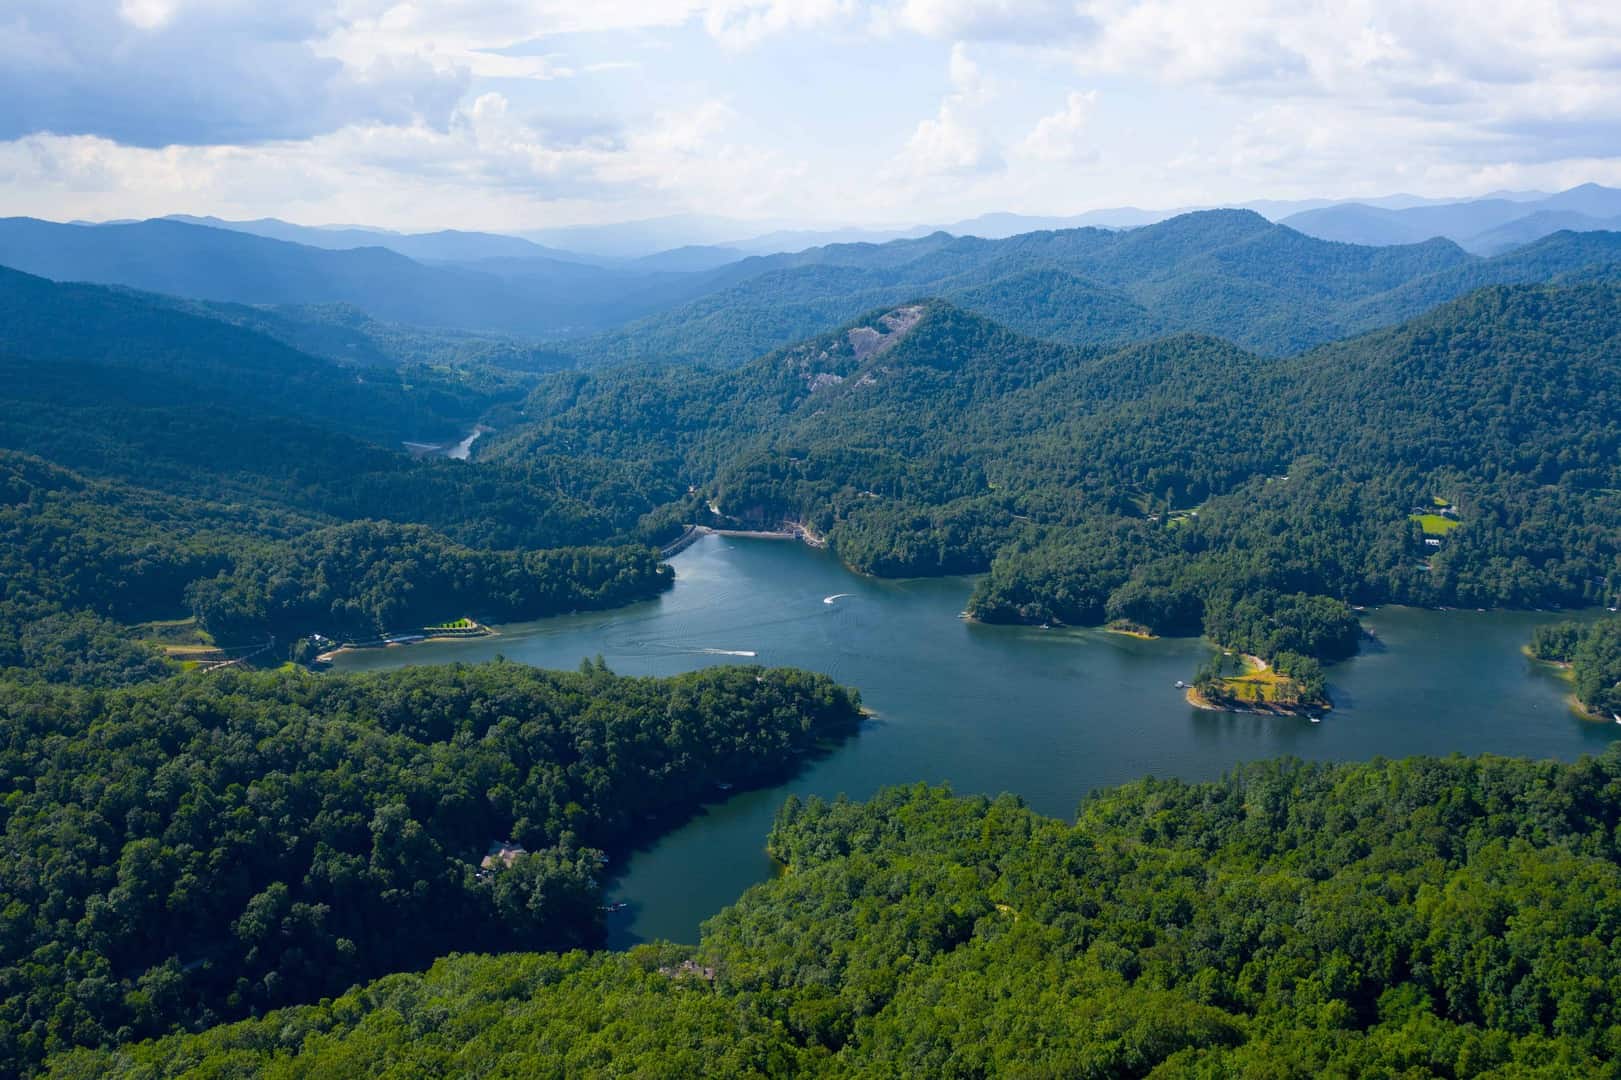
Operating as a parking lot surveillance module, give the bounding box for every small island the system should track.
[1188,651,1330,717]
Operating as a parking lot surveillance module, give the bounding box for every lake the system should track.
[330,534,1616,945]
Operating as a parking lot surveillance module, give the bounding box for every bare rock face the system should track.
[798,303,928,391]
[848,304,925,361]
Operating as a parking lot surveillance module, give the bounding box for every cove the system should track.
[329,534,1617,946]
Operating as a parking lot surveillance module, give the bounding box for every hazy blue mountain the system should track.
[520,213,783,257]
[567,209,1532,364]
[629,245,750,271]
[0,264,509,447]
[1464,211,1621,255]
[164,214,597,264]
[0,217,736,339]
[1283,184,1621,251]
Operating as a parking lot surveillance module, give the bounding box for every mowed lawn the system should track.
[1410,513,1461,535]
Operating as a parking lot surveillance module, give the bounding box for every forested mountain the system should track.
[0,266,515,446]
[0,218,721,338]
[11,212,1620,371]
[0,272,687,560]
[52,751,1621,1077]
[495,281,1621,658]
[155,298,580,374]
[0,266,693,668]
[0,663,861,1075]
[163,215,595,263]
[568,211,1621,365]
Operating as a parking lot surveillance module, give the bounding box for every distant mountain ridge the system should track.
[1282,183,1621,253]
[162,215,603,265]
[0,217,735,339]
[6,202,1620,370]
[566,210,1621,364]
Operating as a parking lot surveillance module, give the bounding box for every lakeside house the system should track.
[480,841,527,871]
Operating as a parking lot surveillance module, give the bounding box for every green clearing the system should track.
[132,617,215,648]
[1217,667,1295,704]
[1410,512,1461,535]
[424,616,478,630]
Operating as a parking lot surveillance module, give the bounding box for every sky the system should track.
[2,1,1620,232]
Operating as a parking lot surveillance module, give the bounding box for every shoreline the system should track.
[681,521,830,550]
[315,620,495,663]
[1185,685,1329,718]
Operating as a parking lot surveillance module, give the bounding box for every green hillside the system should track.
[49,751,1621,1077]
[0,664,860,1075]
[565,213,1621,365]
[494,282,1621,659]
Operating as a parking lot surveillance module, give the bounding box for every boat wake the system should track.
[823,593,852,604]
[702,648,758,657]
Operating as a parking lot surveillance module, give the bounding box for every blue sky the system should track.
[2,1,1619,231]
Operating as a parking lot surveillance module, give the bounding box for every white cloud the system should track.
[703,0,859,48]
[890,42,1001,179]
[902,100,998,175]
[1018,90,1097,162]
[0,90,802,228]
[0,0,467,146]
[883,0,1093,42]
[948,41,989,101]
[5,0,1621,227]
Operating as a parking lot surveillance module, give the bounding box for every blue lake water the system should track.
[332,534,1615,944]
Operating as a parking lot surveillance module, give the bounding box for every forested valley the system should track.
[493,280,1621,664]
[48,753,1621,1077]
[4,207,1621,1078]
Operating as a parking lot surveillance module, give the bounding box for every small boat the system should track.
[1174,680,1186,689]
[716,781,734,792]
[1040,623,1051,630]
[1308,715,1321,724]
[602,901,628,913]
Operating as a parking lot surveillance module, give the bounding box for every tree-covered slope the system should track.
[0,261,689,558]
[186,521,672,650]
[0,663,862,1075]
[0,270,694,671]
[52,750,1621,1077]
[1529,615,1621,719]
[497,282,1621,659]
[565,211,1621,366]
[0,265,516,447]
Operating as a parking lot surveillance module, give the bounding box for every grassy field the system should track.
[1218,665,1296,704]
[1410,512,1461,535]
[133,617,222,659]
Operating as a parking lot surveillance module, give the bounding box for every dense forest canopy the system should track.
[4,207,1621,1078]
[185,521,673,650]
[492,281,1621,660]
[1529,616,1621,718]
[49,751,1621,1077]
[8,212,1620,372]
[0,663,861,1075]
[564,214,1621,366]
[0,271,694,666]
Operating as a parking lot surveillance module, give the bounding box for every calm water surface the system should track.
[332,535,1616,945]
